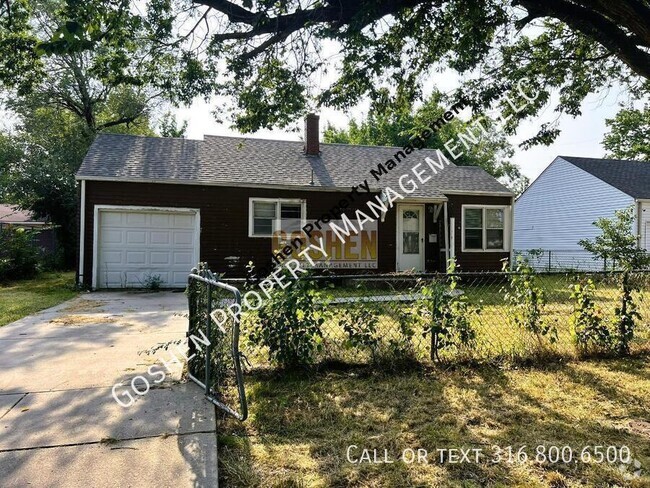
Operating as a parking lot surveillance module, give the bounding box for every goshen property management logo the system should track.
[272,220,378,269]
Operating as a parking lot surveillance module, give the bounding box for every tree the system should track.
[0,0,180,266]
[0,91,157,266]
[3,1,649,143]
[158,111,188,138]
[579,207,650,270]
[602,105,650,161]
[323,90,527,191]
[0,0,207,133]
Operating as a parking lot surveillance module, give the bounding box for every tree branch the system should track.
[96,114,143,130]
[514,0,650,79]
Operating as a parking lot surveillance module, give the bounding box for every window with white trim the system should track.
[462,205,509,251]
[249,198,306,237]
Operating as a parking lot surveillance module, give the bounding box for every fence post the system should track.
[548,250,552,272]
[204,281,212,396]
[430,293,437,361]
[187,269,197,361]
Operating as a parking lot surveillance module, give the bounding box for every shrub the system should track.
[0,227,42,281]
[503,257,557,345]
[143,274,164,291]
[249,269,326,368]
[569,279,613,355]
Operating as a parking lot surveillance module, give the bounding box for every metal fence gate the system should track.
[187,267,247,421]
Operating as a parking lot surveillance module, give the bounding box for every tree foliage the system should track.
[579,206,650,271]
[158,111,188,138]
[602,104,650,161]
[2,0,648,143]
[323,90,527,191]
[0,0,206,132]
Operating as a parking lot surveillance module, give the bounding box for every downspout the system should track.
[449,217,456,265]
[78,180,86,285]
[443,201,449,268]
[636,199,642,248]
[510,195,515,270]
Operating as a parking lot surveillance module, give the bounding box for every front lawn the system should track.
[0,271,78,326]
[219,358,650,487]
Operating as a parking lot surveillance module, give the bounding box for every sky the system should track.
[175,85,626,186]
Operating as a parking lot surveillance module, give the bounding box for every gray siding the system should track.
[514,157,634,269]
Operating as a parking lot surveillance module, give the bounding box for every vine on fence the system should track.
[248,267,326,368]
[339,304,380,361]
[614,271,642,355]
[569,279,613,355]
[503,257,557,345]
[417,260,479,361]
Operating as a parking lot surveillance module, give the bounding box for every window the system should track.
[249,198,306,237]
[462,206,508,251]
[402,210,420,254]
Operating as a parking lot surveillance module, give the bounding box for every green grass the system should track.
[219,357,650,487]
[0,271,78,326]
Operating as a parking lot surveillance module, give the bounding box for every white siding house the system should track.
[514,156,649,270]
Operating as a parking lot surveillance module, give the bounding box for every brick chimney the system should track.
[304,113,320,156]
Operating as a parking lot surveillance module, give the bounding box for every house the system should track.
[0,204,47,230]
[76,116,514,288]
[514,156,650,270]
[0,204,59,254]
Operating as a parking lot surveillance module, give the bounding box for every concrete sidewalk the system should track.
[0,292,218,487]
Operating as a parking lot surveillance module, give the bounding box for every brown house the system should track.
[76,117,514,288]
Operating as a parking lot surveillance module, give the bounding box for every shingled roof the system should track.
[77,133,513,199]
[0,204,40,224]
[561,156,650,199]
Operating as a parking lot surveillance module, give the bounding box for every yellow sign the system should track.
[272,222,378,269]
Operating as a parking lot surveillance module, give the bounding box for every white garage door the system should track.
[95,208,199,288]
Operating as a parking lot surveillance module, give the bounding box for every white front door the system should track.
[397,204,425,271]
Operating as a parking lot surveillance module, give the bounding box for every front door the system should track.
[397,204,425,271]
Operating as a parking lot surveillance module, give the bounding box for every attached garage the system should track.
[91,206,200,289]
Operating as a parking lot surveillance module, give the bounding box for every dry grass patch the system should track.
[50,314,117,326]
[218,357,650,487]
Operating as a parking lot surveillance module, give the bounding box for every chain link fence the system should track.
[218,271,650,368]
[515,249,650,272]
[187,267,247,420]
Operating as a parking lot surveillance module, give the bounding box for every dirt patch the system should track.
[50,314,116,326]
[62,299,106,313]
[628,420,650,438]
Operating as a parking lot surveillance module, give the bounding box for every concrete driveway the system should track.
[0,291,218,487]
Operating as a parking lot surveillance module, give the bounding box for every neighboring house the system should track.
[514,156,650,270]
[0,204,59,254]
[0,204,47,230]
[76,115,514,288]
